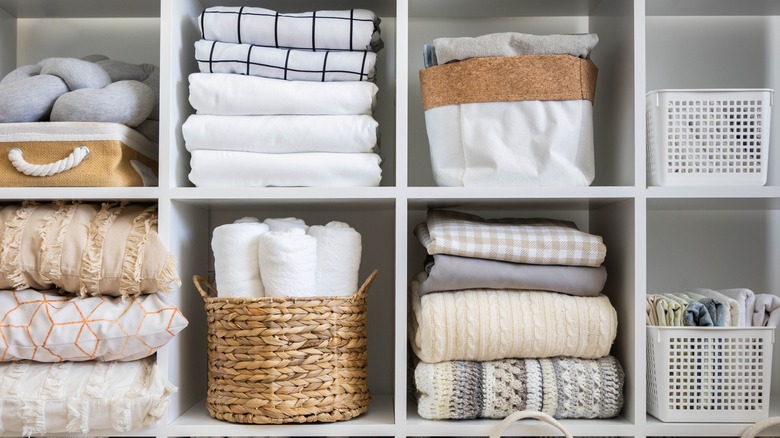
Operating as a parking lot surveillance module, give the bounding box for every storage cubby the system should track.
[1,0,780,437]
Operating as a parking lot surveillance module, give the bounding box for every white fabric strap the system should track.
[741,416,780,438]
[489,410,573,438]
[8,146,90,177]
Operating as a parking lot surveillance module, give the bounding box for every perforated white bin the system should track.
[646,89,774,186]
[646,326,775,422]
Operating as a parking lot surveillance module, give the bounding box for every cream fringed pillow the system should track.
[0,202,180,297]
[0,357,175,436]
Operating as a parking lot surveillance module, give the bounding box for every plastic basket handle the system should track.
[741,416,780,438]
[489,411,573,438]
[8,146,90,176]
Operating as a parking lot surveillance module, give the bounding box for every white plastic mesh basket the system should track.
[646,326,775,422]
[646,89,774,186]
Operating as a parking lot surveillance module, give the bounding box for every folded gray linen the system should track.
[427,32,598,67]
[419,254,606,296]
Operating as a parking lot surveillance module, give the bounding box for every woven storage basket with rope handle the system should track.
[193,269,377,424]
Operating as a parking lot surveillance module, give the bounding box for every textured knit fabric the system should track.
[194,39,377,82]
[415,356,624,420]
[416,210,606,267]
[409,273,617,363]
[199,6,383,52]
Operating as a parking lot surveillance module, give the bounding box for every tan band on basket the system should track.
[419,55,598,111]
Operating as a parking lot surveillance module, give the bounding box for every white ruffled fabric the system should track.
[183,114,378,153]
[0,357,174,436]
[188,150,382,187]
[188,73,378,116]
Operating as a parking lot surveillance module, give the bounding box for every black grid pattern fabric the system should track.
[199,6,383,52]
[195,40,376,82]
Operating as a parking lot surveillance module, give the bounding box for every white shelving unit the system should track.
[0,0,778,437]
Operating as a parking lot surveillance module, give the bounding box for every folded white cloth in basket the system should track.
[198,6,383,52]
[753,293,780,327]
[717,288,756,327]
[685,288,741,327]
[188,150,382,187]
[431,32,599,65]
[183,114,378,153]
[188,73,378,115]
[257,228,317,297]
[424,100,594,186]
[212,218,268,298]
[195,40,377,82]
[308,221,362,296]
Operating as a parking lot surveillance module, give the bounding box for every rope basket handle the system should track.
[489,411,573,438]
[193,268,379,302]
[8,146,90,176]
[741,416,780,438]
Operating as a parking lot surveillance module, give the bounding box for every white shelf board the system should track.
[0,0,160,18]
[410,0,593,18]
[0,187,161,200]
[406,186,636,209]
[646,185,780,199]
[168,394,395,437]
[645,396,780,436]
[170,186,399,202]
[405,402,635,437]
[647,0,780,16]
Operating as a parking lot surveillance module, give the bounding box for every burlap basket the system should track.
[193,269,377,424]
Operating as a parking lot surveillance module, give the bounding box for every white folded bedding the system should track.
[188,73,378,115]
[188,150,382,187]
[183,114,378,153]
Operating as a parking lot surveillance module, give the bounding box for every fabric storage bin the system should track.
[193,269,377,424]
[646,326,775,423]
[0,122,157,187]
[419,54,598,187]
[646,89,773,186]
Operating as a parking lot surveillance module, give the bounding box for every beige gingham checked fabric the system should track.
[415,210,606,267]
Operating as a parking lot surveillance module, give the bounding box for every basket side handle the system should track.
[355,269,379,298]
[489,411,573,438]
[741,416,780,438]
[192,275,217,301]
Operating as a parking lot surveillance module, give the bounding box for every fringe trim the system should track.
[154,254,182,294]
[79,203,124,297]
[84,361,111,399]
[120,205,157,298]
[146,380,177,424]
[0,202,37,289]
[65,398,90,434]
[19,399,45,437]
[2,355,29,399]
[40,361,70,400]
[110,399,132,432]
[40,201,78,287]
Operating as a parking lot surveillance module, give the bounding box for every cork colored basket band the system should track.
[419,54,598,111]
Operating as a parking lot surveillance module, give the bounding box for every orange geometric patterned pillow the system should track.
[0,288,188,362]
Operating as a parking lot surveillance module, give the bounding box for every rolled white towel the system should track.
[263,217,309,232]
[212,219,268,298]
[308,221,362,296]
[258,228,317,297]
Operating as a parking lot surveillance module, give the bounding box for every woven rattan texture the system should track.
[194,269,377,424]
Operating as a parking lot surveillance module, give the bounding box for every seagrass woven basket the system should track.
[193,269,377,424]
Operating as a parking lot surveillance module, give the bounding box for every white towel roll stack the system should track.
[308,221,362,296]
[211,219,269,298]
[263,217,309,232]
[258,228,318,297]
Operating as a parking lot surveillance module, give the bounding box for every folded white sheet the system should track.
[199,6,383,52]
[257,228,317,297]
[183,114,378,153]
[308,221,362,296]
[718,288,756,327]
[195,40,377,82]
[753,294,780,327]
[189,150,382,187]
[188,73,378,115]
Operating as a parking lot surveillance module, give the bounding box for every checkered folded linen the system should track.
[195,40,376,82]
[416,210,606,267]
[199,6,383,52]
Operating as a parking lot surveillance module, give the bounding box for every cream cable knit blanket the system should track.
[409,273,617,363]
[415,356,624,420]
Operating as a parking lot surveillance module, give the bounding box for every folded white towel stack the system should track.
[211,218,268,298]
[263,217,309,232]
[309,221,362,296]
[258,228,318,297]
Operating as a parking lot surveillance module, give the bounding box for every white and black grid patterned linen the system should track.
[416,210,607,267]
[195,40,377,82]
[199,6,383,52]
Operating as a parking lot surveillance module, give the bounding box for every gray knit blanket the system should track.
[415,356,624,420]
